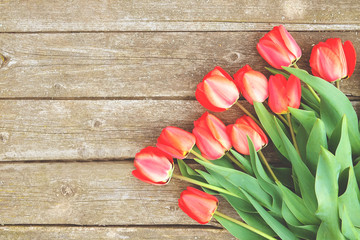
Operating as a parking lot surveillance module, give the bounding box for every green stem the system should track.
[235,101,263,129]
[225,151,249,174]
[336,80,340,90]
[214,211,277,240]
[172,174,239,198]
[190,149,212,164]
[276,113,289,127]
[258,150,279,183]
[286,112,300,156]
[293,63,320,103]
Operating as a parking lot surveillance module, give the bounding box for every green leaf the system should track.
[222,194,276,236]
[288,108,317,135]
[274,118,317,212]
[341,206,360,240]
[284,67,360,156]
[265,67,290,78]
[254,102,288,159]
[355,161,360,187]
[229,149,254,175]
[214,214,268,240]
[306,119,327,175]
[195,169,221,195]
[338,167,360,228]
[240,189,299,240]
[334,116,353,172]
[301,86,320,113]
[281,203,318,240]
[295,125,308,163]
[277,184,319,225]
[195,158,273,208]
[315,148,344,240]
[177,159,204,182]
[272,167,294,189]
[248,137,282,215]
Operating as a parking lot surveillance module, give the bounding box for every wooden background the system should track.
[0,1,359,239]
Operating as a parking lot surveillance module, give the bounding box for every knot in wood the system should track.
[60,183,76,197]
[0,132,9,143]
[224,51,241,63]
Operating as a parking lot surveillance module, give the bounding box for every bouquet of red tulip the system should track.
[132,25,360,240]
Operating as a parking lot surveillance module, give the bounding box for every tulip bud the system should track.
[178,187,219,224]
[310,38,356,82]
[233,65,269,105]
[227,115,268,155]
[132,146,174,185]
[193,112,231,160]
[156,126,196,159]
[257,25,302,69]
[196,66,239,112]
[268,74,301,114]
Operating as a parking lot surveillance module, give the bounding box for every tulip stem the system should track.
[286,112,300,156]
[276,113,289,127]
[225,152,249,174]
[336,80,340,90]
[190,149,213,164]
[172,174,239,198]
[258,150,279,183]
[235,101,262,129]
[214,211,277,240]
[293,63,321,103]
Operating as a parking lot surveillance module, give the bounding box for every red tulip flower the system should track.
[178,187,219,224]
[227,115,268,155]
[268,74,301,114]
[233,65,269,105]
[257,25,302,69]
[193,112,232,160]
[132,146,174,185]
[310,38,356,82]
[156,126,196,159]
[196,66,239,112]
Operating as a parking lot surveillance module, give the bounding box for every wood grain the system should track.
[0,100,359,161]
[0,161,235,226]
[0,226,236,240]
[0,32,359,99]
[0,1,359,32]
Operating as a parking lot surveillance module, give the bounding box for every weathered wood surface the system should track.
[0,226,236,240]
[0,162,235,226]
[0,32,359,99]
[3,100,358,161]
[0,0,359,32]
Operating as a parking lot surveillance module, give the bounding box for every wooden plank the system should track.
[0,32,359,98]
[1,100,359,161]
[0,1,359,32]
[0,161,236,226]
[0,226,236,240]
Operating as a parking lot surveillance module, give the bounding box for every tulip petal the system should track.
[257,39,292,69]
[156,127,196,159]
[325,38,348,78]
[236,115,268,146]
[241,70,269,104]
[227,124,263,155]
[343,40,357,78]
[266,25,297,61]
[206,114,232,150]
[196,82,227,112]
[204,66,233,81]
[310,44,343,82]
[133,146,173,184]
[286,75,301,110]
[203,76,239,109]
[193,127,225,160]
[277,25,302,59]
[178,187,218,224]
[268,74,288,114]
